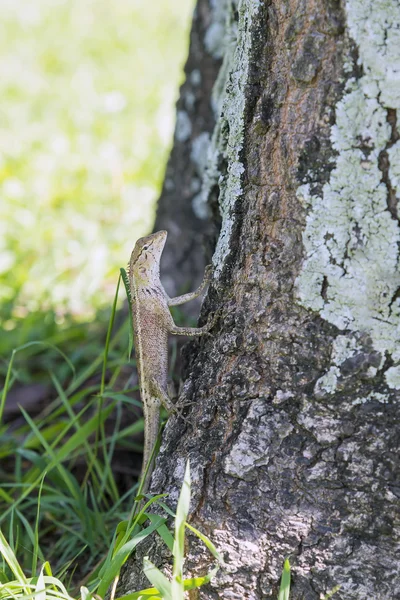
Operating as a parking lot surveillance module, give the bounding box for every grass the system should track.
[0,461,222,600]
[0,273,221,598]
[0,277,141,583]
[0,1,198,584]
[0,0,195,468]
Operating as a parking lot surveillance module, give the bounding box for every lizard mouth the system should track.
[153,230,167,251]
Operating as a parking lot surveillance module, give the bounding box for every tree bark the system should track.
[120,0,400,598]
[153,0,222,305]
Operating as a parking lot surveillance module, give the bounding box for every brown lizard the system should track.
[128,230,213,494]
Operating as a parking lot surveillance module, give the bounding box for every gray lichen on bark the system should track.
[176,0,399,596]
[196,0,263,274]
[296,0,400,393]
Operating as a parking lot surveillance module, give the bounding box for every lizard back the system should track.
[128,230,169,493]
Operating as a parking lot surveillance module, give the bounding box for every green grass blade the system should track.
[120,267,134,360]
[278,558,291,600]
[50,371,119,504]
[96,398,121,505]
[34,564,46,600]
[183,566,219,590]
[0,348,16,426]
[80,586,94,600]
[116,588,161,600]
[0,473,44,527]
[185,523,223,564]
[1,404,112,532]
[146,515,174,553]
[20,402,115,474]
[0,341,75,426]
[133,428,162,509]
[120,568,219,598]
[32,473,46,577]
[83,274,121,497]
[0,529,28,588]
[97,517,166,598]
[101,274,121,396]
[171,461,190,600]
[64,317,129,398]
[143,558,171,600]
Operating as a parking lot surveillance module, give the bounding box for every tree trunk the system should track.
[153,0,221,305]
[120,0,400,598]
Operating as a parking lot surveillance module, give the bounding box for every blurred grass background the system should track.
[0,0,196,584]
[0,0,194,347]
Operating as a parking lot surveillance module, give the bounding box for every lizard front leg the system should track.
[168,265,212,306]
[165,308,217,337]
[168,324,212,336]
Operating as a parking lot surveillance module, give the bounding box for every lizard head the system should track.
[129,230,167,279]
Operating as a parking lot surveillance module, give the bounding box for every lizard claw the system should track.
[171,394,197,424]
[204,305,222,334]
[204,264,213,282]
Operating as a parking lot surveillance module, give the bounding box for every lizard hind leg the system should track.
[167,379,178,402]
[149,377,192,424]
[148,378,175,414]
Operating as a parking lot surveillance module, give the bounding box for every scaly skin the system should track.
[129,230,212,494]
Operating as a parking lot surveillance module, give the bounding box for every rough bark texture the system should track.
[119,0,400,598]
[153,0,221,303]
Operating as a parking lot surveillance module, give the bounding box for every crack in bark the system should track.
[321,275,329,302]
[378,108,399,222]
[388,285,400,316]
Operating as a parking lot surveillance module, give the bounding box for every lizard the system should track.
[128,230,213,495]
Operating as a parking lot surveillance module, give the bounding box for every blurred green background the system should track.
[0,0,193,342]
[0,1,198,581]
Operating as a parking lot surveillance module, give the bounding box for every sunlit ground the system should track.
[0,0,193,330]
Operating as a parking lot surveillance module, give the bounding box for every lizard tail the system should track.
[140,401,160,495]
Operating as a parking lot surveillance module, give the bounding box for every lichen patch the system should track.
[296,0,400,387]
[194,0,261,274]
